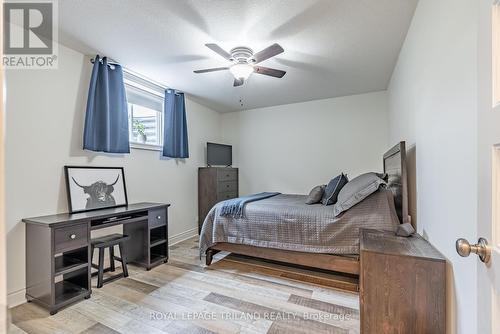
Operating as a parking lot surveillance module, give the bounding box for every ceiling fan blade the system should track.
[233,78,244,87]
[252,43,284,64]
[254,66,286,78]
[193,67,229,73]
[205,43,232,60]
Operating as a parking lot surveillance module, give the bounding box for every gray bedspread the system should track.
[199,189,400,256]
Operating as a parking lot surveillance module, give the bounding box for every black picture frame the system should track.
[64,166,129,214]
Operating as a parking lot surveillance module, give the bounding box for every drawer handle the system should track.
[157,216,162,220]
[226,185,230,188]
[226,174,230,177]
[69,234,76,240]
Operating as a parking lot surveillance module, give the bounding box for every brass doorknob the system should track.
[456,237,491,263]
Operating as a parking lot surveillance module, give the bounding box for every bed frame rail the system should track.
[206,243,359,275]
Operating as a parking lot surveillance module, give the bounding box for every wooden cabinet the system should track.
[198,167,238,233]
[360,229,446,334]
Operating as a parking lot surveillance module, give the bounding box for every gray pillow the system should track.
[333,172,387,216]
[305,185,326,204]
[321,173,349,205]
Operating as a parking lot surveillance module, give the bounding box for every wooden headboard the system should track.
[383,141,409,224]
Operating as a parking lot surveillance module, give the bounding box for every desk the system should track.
[23,202,170,315]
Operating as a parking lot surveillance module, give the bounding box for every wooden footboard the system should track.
[206,243,359,275]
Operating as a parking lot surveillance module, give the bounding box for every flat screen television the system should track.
[207,142,232,167]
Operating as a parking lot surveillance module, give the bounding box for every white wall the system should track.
[5,44,221,306]
[387,1,478,333]
[221,91,389,195]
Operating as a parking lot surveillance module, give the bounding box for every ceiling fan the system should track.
[194,43,286,87]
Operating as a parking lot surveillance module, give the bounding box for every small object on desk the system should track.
[395,222,415,237]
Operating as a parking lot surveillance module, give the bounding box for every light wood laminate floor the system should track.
[9,237,360,334]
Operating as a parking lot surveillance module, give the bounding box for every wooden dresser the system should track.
[360,229,446,334]
[198,167,238,233]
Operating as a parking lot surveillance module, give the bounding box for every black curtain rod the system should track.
[89,56,183,94]
[90,57,120,66]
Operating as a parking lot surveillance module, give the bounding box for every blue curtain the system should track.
[83,55,130,153]
[163,89,189,158]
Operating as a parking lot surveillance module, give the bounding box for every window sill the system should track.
[130,142,162,152]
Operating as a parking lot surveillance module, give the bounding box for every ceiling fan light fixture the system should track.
[194,43,286,86]
[229,63,254,80]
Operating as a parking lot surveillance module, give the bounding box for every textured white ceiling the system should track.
[58,0,418,112]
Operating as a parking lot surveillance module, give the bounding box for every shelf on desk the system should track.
[150,253,168,266]
[54,281,88,305]
[55,257,88,276]
[150,238,167,248]
[54,266,89,306]
[150,225,167,244]
[150,241,168,265]
[54,248,88,276]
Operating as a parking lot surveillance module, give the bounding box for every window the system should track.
[124,70,164,150]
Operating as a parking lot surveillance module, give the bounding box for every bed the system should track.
[199,142,409,276]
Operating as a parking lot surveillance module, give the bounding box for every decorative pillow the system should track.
[334,172,387,216]
[305,185,326,204]
[321,173,349,205]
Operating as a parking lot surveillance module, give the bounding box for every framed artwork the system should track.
[64,166,128,213]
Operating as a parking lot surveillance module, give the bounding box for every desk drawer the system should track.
[149,208,167,228]
[217,169,237,182]
[54,224,88,252]
[217,191,238,202]
[218,180,237,193]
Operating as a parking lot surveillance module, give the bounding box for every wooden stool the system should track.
[91,234,130,288]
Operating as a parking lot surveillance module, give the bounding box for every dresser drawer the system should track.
[54,223,88,252]
[217,191,238,202]
[217,169,237,182]
[149,208,167,228]
[218,180,237,193]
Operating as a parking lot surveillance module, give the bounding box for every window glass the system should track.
[124,74,164,148]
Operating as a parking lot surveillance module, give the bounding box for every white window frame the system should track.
[123,69,165,151]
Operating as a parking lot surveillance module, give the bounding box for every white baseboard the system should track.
[8,288,26,308]
[169,227,198,246]
[7,228,198,309]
